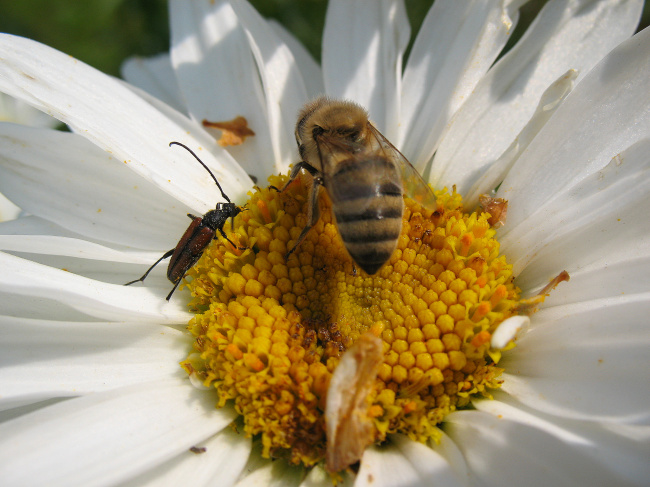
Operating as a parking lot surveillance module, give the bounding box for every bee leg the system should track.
[285,176,322,259]
[125,249,175,286]
[279,161,318,192]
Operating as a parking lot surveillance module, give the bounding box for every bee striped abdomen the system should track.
[328,156,404,274]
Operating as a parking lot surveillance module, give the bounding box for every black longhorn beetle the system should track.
[124,141,244,300]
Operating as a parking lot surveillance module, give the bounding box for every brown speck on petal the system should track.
[479,194,508,228]
[202,116,255,146]
[325,332,383,473]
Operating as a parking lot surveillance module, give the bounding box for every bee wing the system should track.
[366,123,437,210]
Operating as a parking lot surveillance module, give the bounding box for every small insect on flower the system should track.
[124,141,244,300]
[283,97,437,274]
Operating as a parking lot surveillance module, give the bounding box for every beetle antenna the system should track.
[169,141,231,203]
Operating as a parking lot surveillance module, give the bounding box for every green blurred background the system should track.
[0,0,648,77]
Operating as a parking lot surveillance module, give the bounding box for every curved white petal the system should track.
[501,295,650,424]
[268,20,324,99]
[401,0,515,169]
[233,461,302,487]
[300,465,354,487]
[121,427,251,487]
[0,191,20,222]
[0,317,190,410]
[0,379,236,487]
[542,255,650,309]
[446,406,650,487]
[0,91,59,128]
[0,214,87,237]
[169,0,277,178]
[478,396,650,484]
[0,251,191,323]
[491,315,530,349]
[231,0,308,172]
[121,53,187,115]
[0,34,251,212]
[0,123,194,249]
[322,0,409,141]
[0,234,158,264]
[497,26,650,237]
[0,398,69,424]
[230,0,307,170]
[355,435,467,487]
[464,69,577,208]
[433,0,643,192]
[502,137,650,279]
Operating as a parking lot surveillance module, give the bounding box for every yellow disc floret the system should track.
[181,172,520,468]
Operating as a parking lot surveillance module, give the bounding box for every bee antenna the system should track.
[169,141,231,203]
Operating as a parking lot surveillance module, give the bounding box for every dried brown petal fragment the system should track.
[479,195,508,228]
[516,270,570,314]
[325,332,383,473]
[202,116,256,146]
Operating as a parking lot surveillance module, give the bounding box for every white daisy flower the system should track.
[1,1,649,486]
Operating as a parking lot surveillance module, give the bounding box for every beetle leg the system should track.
[187,213,199,220]
[285,175,323,260]
[166,278,183,301]
[124,248,175,286]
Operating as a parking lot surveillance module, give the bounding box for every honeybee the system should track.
[283,97,435,274]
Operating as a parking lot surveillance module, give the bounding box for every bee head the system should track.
[295,97,369,168]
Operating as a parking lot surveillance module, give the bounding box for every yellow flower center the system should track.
[180,172,520,468]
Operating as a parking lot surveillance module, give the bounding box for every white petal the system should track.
[0,34,251,212]
[0,317,190,410]
[501,295,650,424]
[300,465,354,487]
[356,436,466,487]
[501,137,650,279]
[121,53,187,115]
[491,315,530,349]
[401,0,515,169]
[169,0,277,178]
[0,234,158,264]
[446,406,650,487]
[0,214,83,237]
[0,398,68,424]
[0,91,59,128]
[322,0,410,140]
[0,191,20,222]
[477,396,650,485]
[233,461,302,487]
[433,0,643,191]
[0,379,236,487]
[0,251,191,323]
[497,26,650,237]
[121,427,251,487]
[268,20,324,99]
[230,0,308,169]
[0,123,194,249]
[542,255,650,309]
[464,69,577,208]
